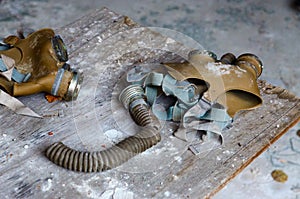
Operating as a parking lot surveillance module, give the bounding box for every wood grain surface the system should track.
[0,8,299,199]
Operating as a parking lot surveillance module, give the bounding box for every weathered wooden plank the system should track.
[146,81,300,199]
[0,7,299,199]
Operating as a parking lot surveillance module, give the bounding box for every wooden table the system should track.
[0,8,299,199]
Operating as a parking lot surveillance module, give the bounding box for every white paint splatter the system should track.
[205,62,248,78]
[41,178,53,192]
[71,181,100,198]
[173,175,179,181]
[99,190,114,199]
[206,62,232,76]
[114,188,134,199]
[174,156,182,163]
[164,191,171,197]
[104,129,125,143]
[223,150,233,155]
[68,27,76,33]
[166,37,176,44]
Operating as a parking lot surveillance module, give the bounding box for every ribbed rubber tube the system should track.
[46,125,160,172]
[46,83,161,172]
[130,104,153,127]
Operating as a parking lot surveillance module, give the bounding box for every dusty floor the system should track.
[0,0,299,198]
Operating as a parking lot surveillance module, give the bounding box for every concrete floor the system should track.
[0,0,299,198]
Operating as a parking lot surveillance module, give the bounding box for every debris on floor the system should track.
[271,169,288,183]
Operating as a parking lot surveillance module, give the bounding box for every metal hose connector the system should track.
[64,71,83,101]
[119,84,154,127]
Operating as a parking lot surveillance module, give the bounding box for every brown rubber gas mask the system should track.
[164,50,263,117]
[0,28,82,101]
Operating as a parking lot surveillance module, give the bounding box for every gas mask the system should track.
[0,28,82,102]
[164,50,263,117]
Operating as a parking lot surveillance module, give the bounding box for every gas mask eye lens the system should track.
[52,35,68,62]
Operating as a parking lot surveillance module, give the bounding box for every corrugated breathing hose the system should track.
[46,84,161,172]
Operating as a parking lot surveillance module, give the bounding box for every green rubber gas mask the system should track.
[0,28,82,101]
